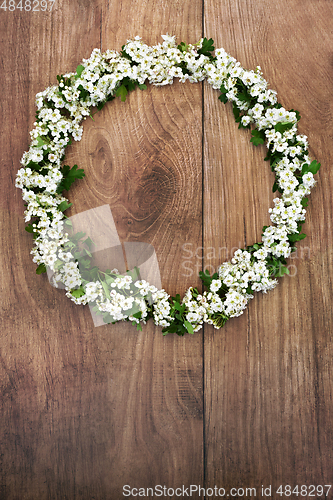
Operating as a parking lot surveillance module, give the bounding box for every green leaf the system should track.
[290,108,301,121]
[264,150,272,162]
[125,266,140,281]
[57,164,85,193]
[288,233,307,243]
[77,84,89,101]
[101,280,111,299]
[105,276,115,285]
[218,93,228,104]
[83,236,94,250]
[116,84,128,102]
[250,128,265,146]
[212,313,229,329]
[275,265,290,277]
[301,163,309,175]
[36,136,48,148]
[82,248,92,258]
[71,286,86,298]
[70,231,86,242]
[132,321,143,331]
[76,64,85,77]
[198,37,215,57]
[25,224,34,233]
[199,269,218,288]
[272,181,278,193]
[137,83,147,90]
[274,121,294,134]
[162,322,186,336]
[177,41,189,53]
[82,266,99,282]
[301,197,309,207]
[36,263,47,274]
[53,259,63,270]
[121,46,134,62]
[79,257,92,269]
[184,320,194,334]
[27,161,43,171]
[270,153,284,168]
[174,301,182,312]
[300,161,320,176]
[308,160,321,175]
[96,101,106,111]
[102,313,114,324]
[232,102,241,122]
[237,92,251,103]
[58,200,72,212]
[261,225,269,238]
[219,83,228,96]
[125,79,137,92]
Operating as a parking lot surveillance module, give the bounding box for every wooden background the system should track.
[1,0,333,499]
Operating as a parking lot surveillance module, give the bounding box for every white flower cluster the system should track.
[175,248,278,329]
[85,275,172,327]
[97,286,149,324]
[182,287,224,332]
[17,35,319,333]
[121,35,211,85]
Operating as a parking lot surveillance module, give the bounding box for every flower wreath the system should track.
[16,35,320,335]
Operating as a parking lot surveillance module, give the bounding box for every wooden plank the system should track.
[65,82,205,498]
[0,3,96,500]
[0,2,205,499]
[67,8,204,495]
[2,0,333,497]
[204,0,333,493]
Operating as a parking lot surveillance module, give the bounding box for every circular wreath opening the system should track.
[16,35,320,335]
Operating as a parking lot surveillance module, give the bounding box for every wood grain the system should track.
[0,0,333,499]
[1,1,204,499]
[204,0,333,494]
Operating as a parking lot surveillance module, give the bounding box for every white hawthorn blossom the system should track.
[16,36,319,332]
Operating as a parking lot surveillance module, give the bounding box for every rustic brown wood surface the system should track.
[0,0,332,499]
